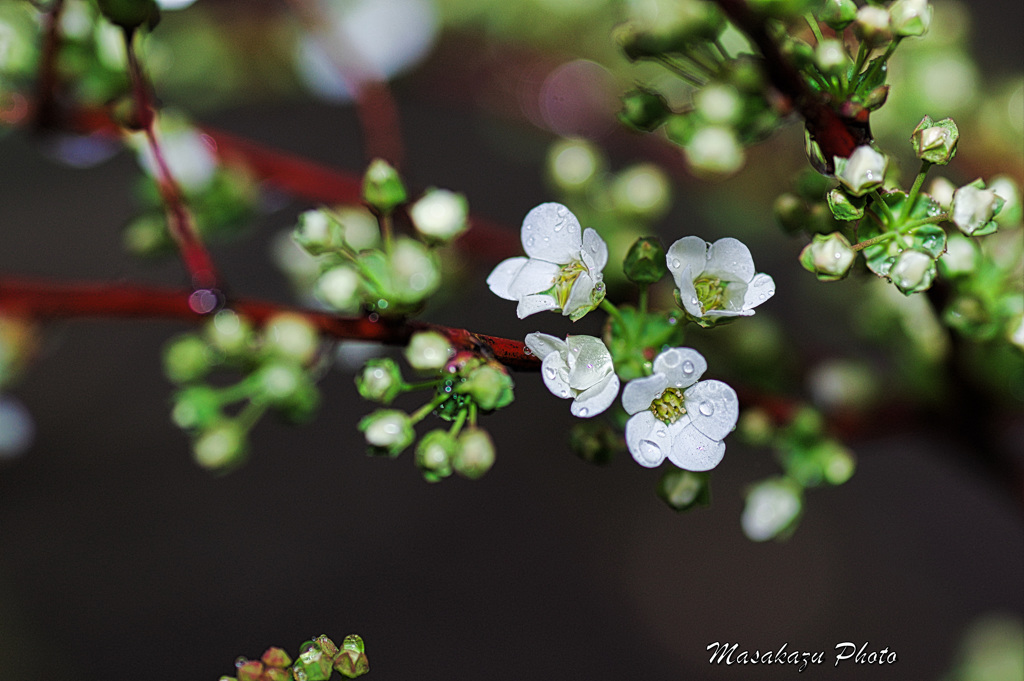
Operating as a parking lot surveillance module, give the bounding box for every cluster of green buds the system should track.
[290,159,466,316]
[614,0,781,176]
[544,138,671,287]
[220,635,368,681]
[124,114,260,256]
[737,404,855,541]
[355,331,509,481]
[163,310,323,470]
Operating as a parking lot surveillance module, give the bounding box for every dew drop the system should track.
[544,366,557,380]
[578,407,589,416]
[560,389,569,397]
[699,401,714,416]
[525,222,533,231]
[553,219,565,232]
[758,293,766,301]
[294,669,309,681]
[639,439,662,464]
[682,360,695,374]
[671,258,681,269]
[235,657,248,668]
[543,236,550,242]
[690,297,700,306]
[526,236,535,247]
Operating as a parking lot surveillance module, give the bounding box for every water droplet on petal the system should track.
[526,236,535,247]
[578,407,589,416]
[543,236,550,243]
[560,389,569,397]
[553,219,565,232]
[699,400,714,416]
[544,366,557,380]
[525,223,533,231]
[671,259,681,269]
[235,657,248,668]
[556,205,568,217]
[682,360,695,374]
[690,297,699,306]
[758,293,766,301]
[639,439,662,464]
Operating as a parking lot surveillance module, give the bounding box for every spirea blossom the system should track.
[524,333,620,418]
[487,203,607,320]
[666,236,775,325]
[622,348,738,471]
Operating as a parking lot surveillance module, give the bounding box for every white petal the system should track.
[666,236,709,285]
[684,380,738,441]
[625,411,669,468]
[541,352,572,398]
[674,265,703,317]
[653,347,706,388]
[742,272,775,311]
[622,373,668,414]
[508,259,560,298]
[563,271,596,317]
[704,237,755,283]
[521,202,583,263]
[567,335,614,390]
[524,332,564,360]
[571,372,620,418]
[667,421,725,471]
[516,294,558,318]
[486,257,528,300]
[581,228,608,273]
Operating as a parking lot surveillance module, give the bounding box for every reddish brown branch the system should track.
[0,277,541,370]
[713,0,868,163]
[124,31,221,292]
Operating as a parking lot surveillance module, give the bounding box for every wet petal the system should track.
[486,257,527,300]
[524,332,564,360]
[581,228,608,273]
[674,265,703,317]
[521,202,583,263]
[666,236,708,285]
[667,422,725,471]
[508,259,560,298]
[571,372,620,418]
[541,352,572,398]
[704,237,755,283]
[622,373,668,414]
[626,411,670,467]
[742,272,776,311]
[516,294,558,318]
[653,347,706,388]
[567,335,614,390]
[684,380,739,441]
[563,271,599,319]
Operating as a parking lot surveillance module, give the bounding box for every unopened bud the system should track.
[889,0,932,37]
[911,115,958,164]
[358,409,414,456]
[951,182,1004,236]
[834,146,887,196]
[799,232,857,281]
[362,158,407,214]
[453,427,496,478]
[623,236,668,285]
[404,331,452,371]
[890,249,936,294]
[410,188,469,243]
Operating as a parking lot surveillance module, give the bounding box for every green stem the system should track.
[905,160,933,215]
[379,211,394,254]
[869,189,896,226]
[236,400,268,432]
[600,298,625,327]
[804,14,824,44]
[654,55,707,87]
[852,41,869,76]
[850,232,894,252]
[448,408,468,438]
[638,285,649,316]
[402,379,440,393]
[898,213,948,233]
[216,378,259,404]
[410,393,448,423]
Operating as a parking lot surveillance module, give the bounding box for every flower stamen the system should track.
[650,387,687,424]
[693,275,726,313]
[553,259,587,309]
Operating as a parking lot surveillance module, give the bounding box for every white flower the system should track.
[622,348,738,471]
[666,236,775,323]
[487,203,607,321]
[524,333,620,418]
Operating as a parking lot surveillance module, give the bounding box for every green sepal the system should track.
[657,469,711,511]
[361,159,407,214]
[618,87,670,132]
[622,236,668,285]
[604,306,683,380]
[827,186,866,221]
[909,225,946,259]
[95,0,160,31]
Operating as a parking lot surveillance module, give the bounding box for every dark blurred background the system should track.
[1,1,1022,679]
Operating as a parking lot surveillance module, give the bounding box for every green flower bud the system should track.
[95,0,160,31]
[546,138,604,193]
[361,159,407,214]
[834,146,887,196]
[358,409,414,456]
[404,331,452,371]
[861,84,890,111]
[816,440,856,485]
[415,430,456,482]
[205,310,254,358]
[254,360,310,407]
[827,187,866,221]
[456,362,514,411]
[623,236,668,285]
[386,238,442,306]
[192,421,247,470]
[657,469,710,511]
[171,385,222,430]
[889,0,932,37]
[293,209,344,256]
[928,176,957,208]
[610,164,670,219]
[568,421,620,464]
[989,176,1022,227]
[748,0,818,19]
[1007,314,1024,352]
[315,265,362,312]
[741,477,803,541]
[938,233,978,277]
[452,427,496,479]
[693,84,743,127]
[294,640,333,681]
[684,125,745,176]
[799,232,857,281]
[819,0,857,30]
[335,635,370,678]
[815,39,851,76]
[665,112,695,146]
[890,249,937,294]
[263,314,319,365]
[410,188,469,243]
[236,661,265,681]
[854,5,892,45]
[951,182,1004,236]
[123,213,172,256]
[618,87,670,132]
[356,358,404,404]
[737,407,775,446]
[774,193,811,234]
[163,334,214,383]
[911,116,958,164]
